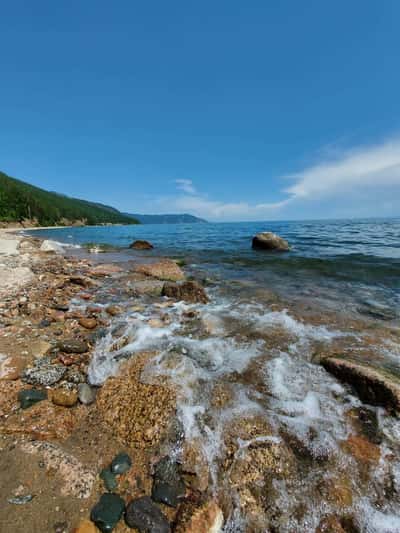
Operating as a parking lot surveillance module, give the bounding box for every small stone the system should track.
[106,305,123,317]
[78,383,96,405]
[110,452,132,475]
[152,457,186,507]
[125,496,170,532]
[90,493,125,533]
[53,521,69,533]
[51,388,78,407]
[58,339,89,354]
[8,494,34,505]
[79,317,98,330]
[100,468,118,491]
[18,388,47,409]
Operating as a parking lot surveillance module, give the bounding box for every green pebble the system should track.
[110,452,132,475]
[18,389,47,409]
[90,493,125,533]
[100,468,118,491]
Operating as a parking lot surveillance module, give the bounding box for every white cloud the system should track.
[164,138,400,220]
[175,179,197,195]
[284,138,400,200]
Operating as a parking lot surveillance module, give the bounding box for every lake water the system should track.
[29,218,400,532]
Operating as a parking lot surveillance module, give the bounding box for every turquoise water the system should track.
[30,218,400,317]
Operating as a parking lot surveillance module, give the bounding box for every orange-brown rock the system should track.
[176,501,224,533]
[106,305,123,316]
[343,434,381,464]
[51,388,78,407]
[0,355,25,380]
[182,439,210,492]
[135,259,185,282]
[97,353,176,448]
[162,280,208,304]
[0,380,23,417]
[79,317,97,329]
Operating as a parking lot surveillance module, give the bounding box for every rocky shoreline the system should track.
[0,230,221,532]
[1,229,400,532]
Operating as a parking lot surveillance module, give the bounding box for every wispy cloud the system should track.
[164,138,400,220]
[283,137,400,201]
[175,179,197,195]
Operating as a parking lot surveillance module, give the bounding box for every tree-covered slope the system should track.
[0,171,138,226]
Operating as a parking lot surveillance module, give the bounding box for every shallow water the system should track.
[32,219,400,531]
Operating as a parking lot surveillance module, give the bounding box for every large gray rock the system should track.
[252,232,289,251]
[40,240,65,254]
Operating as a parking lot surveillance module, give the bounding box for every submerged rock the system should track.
[252,232,289,251]
[58,338,89,354]
[129,240,154,250]
[135,259,185,282]
[0,355,25,380]
[97,353,176,448]
[125,496,170,532]
[100,468,118,492]
[321,356,400,413]
[106,305,123,316]
[162,280,209,304]
[110,452,132,474]
[78,383,96,405]
[22,357,66,387]
[18,388,47,409]
[90,493,125,533]
[151,457,186,507]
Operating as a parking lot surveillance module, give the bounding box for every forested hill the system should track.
[0,171,138,226]
[124,213,208,224]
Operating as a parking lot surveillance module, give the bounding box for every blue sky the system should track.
[1,1,400,221]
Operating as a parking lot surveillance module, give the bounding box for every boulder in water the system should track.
[162,280,209,304]
[321,356,400,413]
[40,240,65,254]
[129,239,154,250]
[135,259,185,281]
[252,232,289,251]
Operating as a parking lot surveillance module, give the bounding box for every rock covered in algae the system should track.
[18,388,47,409]
[90,493,125,532]
[97,353,176,448]
[161,280,209,304]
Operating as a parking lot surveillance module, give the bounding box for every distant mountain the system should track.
[0,171,139,226]
[124,213,208,224]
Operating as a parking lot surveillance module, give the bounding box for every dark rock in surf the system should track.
[90,493,125,532]
[125,496,170,532]
[252,232,289,251]
[321,356,400,413]
[58,338,89,354]
[162,281,209,304]
[151,457,186,507]
[129,240,154,250]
